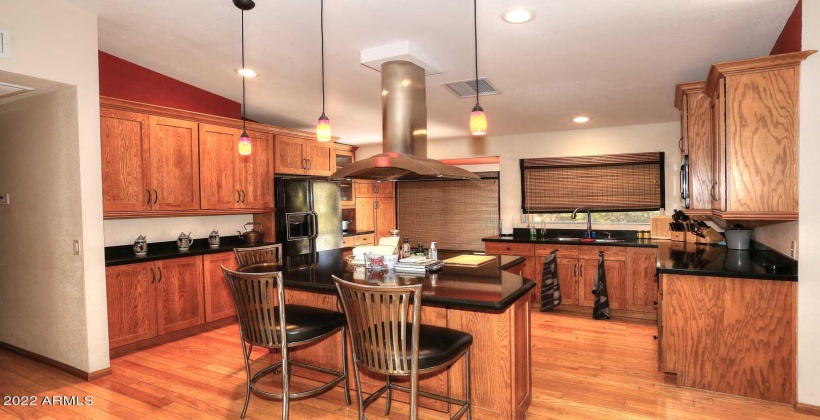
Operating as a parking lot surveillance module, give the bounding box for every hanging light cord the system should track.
[321,0,326,115]
[474,0,479,108]
[241,9,247,132]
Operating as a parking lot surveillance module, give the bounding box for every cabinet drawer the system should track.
[577,245,626,261]
[535,244,578,258]
[343,236,355,248]
[484,242,534,256]
[354,234,375,246]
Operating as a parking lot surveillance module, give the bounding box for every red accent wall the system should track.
[771,0,802,55]
[98,51,241,119]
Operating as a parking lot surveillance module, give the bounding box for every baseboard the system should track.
[0,341,111,381]
[796,402,820,417]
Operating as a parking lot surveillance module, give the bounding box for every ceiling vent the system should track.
[0,82,33,100]
[441,78,499,99]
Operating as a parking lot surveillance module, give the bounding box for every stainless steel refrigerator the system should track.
[275,178,343,256]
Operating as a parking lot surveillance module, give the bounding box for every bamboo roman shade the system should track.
[397,172,499,251]
[521,152,664,213]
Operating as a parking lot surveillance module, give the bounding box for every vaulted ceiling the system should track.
[69,0,797,145]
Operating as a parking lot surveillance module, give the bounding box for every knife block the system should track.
[670,231,687,242]
[651,216,674,239]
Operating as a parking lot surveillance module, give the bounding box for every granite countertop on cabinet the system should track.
[105,236,277,267]
[481,232,797,282]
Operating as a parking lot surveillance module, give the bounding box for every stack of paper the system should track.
[393,256,444,274]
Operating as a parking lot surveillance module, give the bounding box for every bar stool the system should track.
[222,267,350,419]
[332,275,473,420]
[234,244,283,266]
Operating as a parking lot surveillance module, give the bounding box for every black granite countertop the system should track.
[240,249,535,311]
[481,229,797,282]
[105,236,277,267]
[342,230,375,237]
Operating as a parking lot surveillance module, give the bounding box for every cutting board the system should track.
[443,254,496,266]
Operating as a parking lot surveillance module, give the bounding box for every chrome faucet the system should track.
[571,207,593,238]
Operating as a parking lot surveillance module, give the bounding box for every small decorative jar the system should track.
[177,232,194,251]
[208,229,220,247]
[133,235,148,256]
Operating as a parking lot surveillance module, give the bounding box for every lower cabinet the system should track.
[625,247,659,311]
[203,252,239,322]
[106,255,207,349]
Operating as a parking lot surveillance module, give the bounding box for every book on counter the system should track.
[393,256,445,273]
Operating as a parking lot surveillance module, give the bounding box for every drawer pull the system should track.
[506,246,511,251]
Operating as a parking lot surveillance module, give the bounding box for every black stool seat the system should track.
[277,305,346,344]
[413,324,473,370]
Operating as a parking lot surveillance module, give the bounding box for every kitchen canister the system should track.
[724,225,752,250]
[133,235,148,256]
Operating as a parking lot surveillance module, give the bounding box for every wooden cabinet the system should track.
[105,255,204,348]
[375,197,396,239]
[101,112,200,214]
[659,274,796,404]
[703,51,812,221]
[354,197,375,232]
[203,252,238,322]
[334,148,356,208]
[675,82,712,215]
[199,124,273,210]
[354,189,396,241]
[625,247,658,311]
[274,135,333,176]
[353,234,375,246]
[353,181,394,198]
[576,258,625,309]
[342,236,355,248]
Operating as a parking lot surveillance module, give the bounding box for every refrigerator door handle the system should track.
[308,211,319,239]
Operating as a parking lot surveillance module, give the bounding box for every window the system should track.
[397,172,499,251]
[520,152,664,223]
[526,210,660,225]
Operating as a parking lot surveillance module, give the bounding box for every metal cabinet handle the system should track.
[710,182,718,201]
[574,264,578,277]
[653,335,658,341]
[374,183,380,195]
[303,158,308,170]
[150,268,156,284]
[678,137,684,152]
[236,190,241,204]
[157,267,163,283]
[146,188,151,205]
[240,190,246,203]
[306,159,311,171]
[153,189,158,204]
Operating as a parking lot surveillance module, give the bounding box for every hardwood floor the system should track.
[0,310,813,419]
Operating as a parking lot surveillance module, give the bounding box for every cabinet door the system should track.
[148,116,200,211]
[333,148,354,171]
[355,197,376,232]
[203,252,239,322]
[556,257,579,305]
[155,256,204,335]
[106,263,157,348]
[354,181,376,198]
[238,130,274,209]
[687,93,713,212]
[199,124,240,210]
[710,83,726,212]
[578,258,599,307]
[305,140,334,176]
[375,197,396,240]
[626,248,659,312]
[275,136,306,174]
[375,181,395,197]
[100,109,151,213]
[578,258,626,309]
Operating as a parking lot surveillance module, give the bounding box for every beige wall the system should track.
[359,121,681,231]
[798,0,820,406]
[104,215,253,246]
[752,221,798,258]
[0,0,107,372]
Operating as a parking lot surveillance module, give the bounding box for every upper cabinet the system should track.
[675,51,814,222]
[674,82,712,215]
[274,135,333,176]
[199,124,273,210]
[101,110,200,215]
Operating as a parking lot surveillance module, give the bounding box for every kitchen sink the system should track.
[546,237,624,243]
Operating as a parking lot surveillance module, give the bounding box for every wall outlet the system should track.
[790,240,796,258]
[0,29,10,59]
[73,240,81,256]
[0,194,8,205]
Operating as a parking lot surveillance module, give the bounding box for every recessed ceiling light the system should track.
[236,68,258,77]
[502,8,535,24]
[573,116,590,123]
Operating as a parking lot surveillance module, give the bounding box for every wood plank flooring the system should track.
[0,310,813,419]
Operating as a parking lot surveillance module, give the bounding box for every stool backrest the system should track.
[222,266,287,348]
[234,244,283,267]
[333,275,422,375]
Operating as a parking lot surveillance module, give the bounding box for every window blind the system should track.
[520,152,664,213]
[397,172,499,251]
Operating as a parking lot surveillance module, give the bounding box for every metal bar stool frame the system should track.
[333,275,472,420]
[233,243,283,266]
[222,267,351,419]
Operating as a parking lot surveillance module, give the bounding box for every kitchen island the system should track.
[260,248,535,419]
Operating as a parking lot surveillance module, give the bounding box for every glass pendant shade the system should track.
[470,104,487,136]
[238,130,252,155]
[316,113,332,142]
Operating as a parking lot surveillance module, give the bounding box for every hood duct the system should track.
[329,61,479,181]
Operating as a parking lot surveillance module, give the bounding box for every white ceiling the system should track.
[68,0,797,146]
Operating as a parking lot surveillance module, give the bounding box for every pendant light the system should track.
[235,0,255,155]
[316,0,332,142]
[469,0,487,136]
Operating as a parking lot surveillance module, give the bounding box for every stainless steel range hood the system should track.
[329,61,479,181]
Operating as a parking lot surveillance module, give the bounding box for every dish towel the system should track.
[540,250,562,311]
[592,251,611,320]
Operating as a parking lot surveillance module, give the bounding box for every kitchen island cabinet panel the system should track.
[155,256,205,335]
[100,109,151,213]
[148,116,200,211]
[106,262,158,348]
[202,252,238,322]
